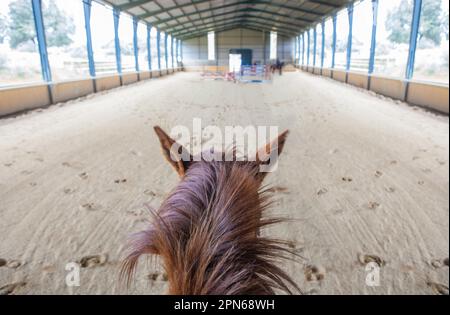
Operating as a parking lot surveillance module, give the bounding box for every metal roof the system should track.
[100,0,352,40]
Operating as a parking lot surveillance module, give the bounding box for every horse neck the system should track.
[159,161,275,294]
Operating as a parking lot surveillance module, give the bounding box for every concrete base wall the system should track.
[348,72,369,90]
[0,84,51,117]
[322,68,332,78]
[96,75,121,92]
[0,68,180,117]
[407,81,449,114]
[140,71,151,80]
[298,67,448,114]
[369,76,407,101]
[122,73,139,85]
[332,69,347,83]
[52,79,95,104]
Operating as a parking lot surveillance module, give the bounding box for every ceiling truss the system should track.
[100,0,352,39]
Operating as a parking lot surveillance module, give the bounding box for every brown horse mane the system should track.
[121,128,300,295]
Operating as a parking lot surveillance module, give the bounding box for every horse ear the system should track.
[255,130,289,179]
[154,126,191,177]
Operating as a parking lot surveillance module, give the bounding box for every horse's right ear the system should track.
[154,126,192,177]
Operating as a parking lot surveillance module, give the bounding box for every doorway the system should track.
[229,54,242,73]
[229,49,253,72]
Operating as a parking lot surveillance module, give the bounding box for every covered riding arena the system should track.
[0,0,448,295]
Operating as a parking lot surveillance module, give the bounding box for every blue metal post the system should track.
[147,24,152,71]
[177,39,180,63]
[113,8,122,74]
[301,33,305,65]
[294,36,298,64]
[133,17,139,73]
[157,30,161,71]
[307,30,310,66]
[321,19,325,68]
[406,0,422,79]
[164,33,169,70]
[171,36,175,68]
[313,26,317,66]
[175,38,179,66]
[331,13,337,69]
[299,35,302,65]
[180,39,183,62]
[83,0,95,78]
[368,0,379,74]
[301,35,304,65]
[346,3,354,71]
[31,0,52,82]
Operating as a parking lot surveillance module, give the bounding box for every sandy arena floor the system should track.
[0,72,448,295]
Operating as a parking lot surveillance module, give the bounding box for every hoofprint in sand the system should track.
[0,72,448,295]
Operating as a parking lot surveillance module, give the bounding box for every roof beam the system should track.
[182,24,243,40]
[175,20,247,38]
[171,15,302,36]
[308,0,341,8]
[241,23,296,36]
[181,22,294,40]
[163,8,311,33]
[116,0,145,11]
[175,19,297,39]
[117,0,210,11]
[117,0,156,11]
[139,0,324,21]
[165,11,307,34]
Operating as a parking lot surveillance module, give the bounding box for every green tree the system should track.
[7,0,36,49]
[43,0,75,47]
[385,0,414,44]
[7,0,75,49]
[419,0,444,45]
[441,10,449,40]
[0,14,7,44]
[386,0,446,46]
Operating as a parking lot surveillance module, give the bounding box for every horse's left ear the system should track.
[255,130,289,179]
[154,126,192,177]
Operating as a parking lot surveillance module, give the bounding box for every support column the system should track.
[405,0,422,80]
[133,16,140,76]
[301,33,305,66]
[176,39,179,64]
[31,0,52,83]
[346,2,354,76]
[321,19,325,70]
[313,25,317,67]
[263,31,267,63]
[113,8,122,82]
[306,30,310,67]
[331,13,337,71]
[83,0,96,81]
[31,0,53,104]
[147,24,152,72]
[157,30,161,74]
[294,36,298,65]
[180,39,183,62]
[164,32,169,72]
[171,35,175,69]
[368,0,379,89]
